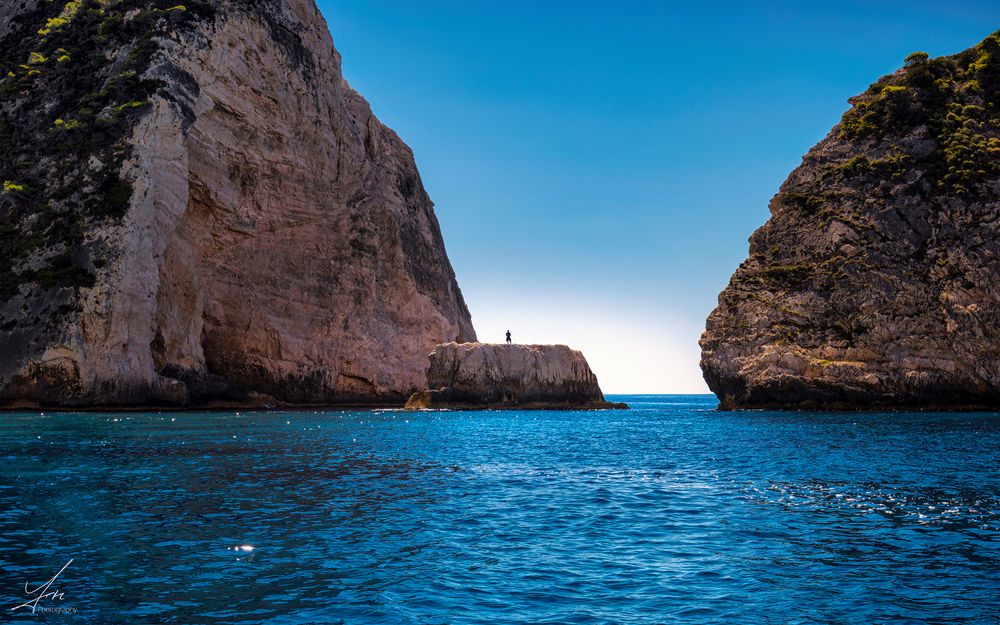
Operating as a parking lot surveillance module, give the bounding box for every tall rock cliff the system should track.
[0,0,475,407]
[702,32,1000,410]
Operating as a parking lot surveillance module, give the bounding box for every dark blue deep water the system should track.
[0,395,998,624]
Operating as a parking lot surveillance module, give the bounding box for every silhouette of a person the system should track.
[506,330,512,345]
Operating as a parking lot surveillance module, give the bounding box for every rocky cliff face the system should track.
[405,343,624,410]
[0,0,475,407]
[702,33,1000,410]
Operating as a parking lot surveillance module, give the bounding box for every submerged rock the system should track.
[0,0,474,407]
[701,33,1000,410]
[405,343,627,410]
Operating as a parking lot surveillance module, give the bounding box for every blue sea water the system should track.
[0,395,998,624]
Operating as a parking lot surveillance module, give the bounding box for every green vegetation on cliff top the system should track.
[0,0,213,302]
[839,30,1000,195]
[753,31,1000,296]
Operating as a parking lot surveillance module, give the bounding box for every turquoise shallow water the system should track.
[0,395,998,624]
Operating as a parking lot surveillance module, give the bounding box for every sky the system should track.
[315,0,1000,393]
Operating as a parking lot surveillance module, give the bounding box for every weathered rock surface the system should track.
[0,0,475,407]
[702,34,1000,410]
[405,343,626,410]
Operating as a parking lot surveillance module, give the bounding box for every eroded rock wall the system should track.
[406,343,622,410]
[0,0,475,407]
[701,35,1000,410]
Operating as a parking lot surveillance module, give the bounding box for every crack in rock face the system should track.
[701,33,1000,410]
[0,0,475,408]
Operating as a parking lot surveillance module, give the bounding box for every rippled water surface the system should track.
[1,395,998,624]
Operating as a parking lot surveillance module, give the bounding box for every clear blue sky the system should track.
[315,0,1000,393]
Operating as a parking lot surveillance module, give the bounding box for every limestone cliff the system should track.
[405,343,626,410]
[0,0,475,407]
[702,33,1000,410]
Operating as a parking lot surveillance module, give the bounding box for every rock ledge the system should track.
[405,343,627,410]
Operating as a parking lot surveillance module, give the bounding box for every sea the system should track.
[0,395,997,624]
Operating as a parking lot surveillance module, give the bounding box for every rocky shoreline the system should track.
[405,343,628,411]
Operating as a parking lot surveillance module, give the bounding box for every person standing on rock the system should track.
[506,330,512,345]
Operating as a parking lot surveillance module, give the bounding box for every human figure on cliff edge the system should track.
[506,330,512,345]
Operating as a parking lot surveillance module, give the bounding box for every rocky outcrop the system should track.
[405,343,626,410]
[0,0,475,407]
[701,34,1000,410]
